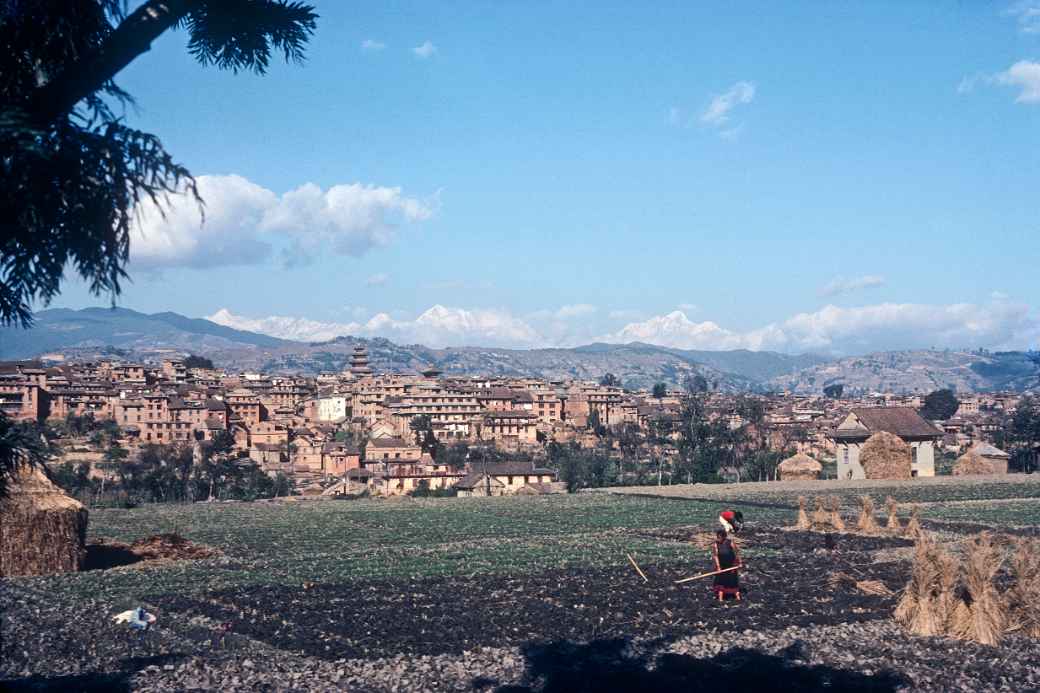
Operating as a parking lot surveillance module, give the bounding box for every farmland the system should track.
[4,478,1040,691]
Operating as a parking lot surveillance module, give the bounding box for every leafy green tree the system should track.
[599,373,621,387]
[409,414,442,459]
[1,0,318,326]
[184,354,214,369]
[686,374,709,394]
[823,383,844,399]
[0,414,53,496]
[1009,395,1040,473]
[920,389,960,421]
[652,382,667,399]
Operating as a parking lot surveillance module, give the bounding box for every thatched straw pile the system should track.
[812,496,829,528]
[905,506,923,539]
[895,531,1031,646]
[0,464,88,577]
[778,453,822,481]
[826,495,845,531]
[795,496,810,530]
[1006,538,1040,639]
[894,533,947,636]
[856,495,880,534]
[953,450,996,476]
[860,431,912,480]
[885,497,901,531]
[950,532,1006,646]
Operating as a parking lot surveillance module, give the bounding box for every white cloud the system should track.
[600,301,1039,354]
[208,298,1040,355]
[130,174,435,269]
[996,60,1040,103]
[819,275,886,298]
[677,303,698,312]
[701,81,756,126]
[361,39,386,51]
[1006,2,1040,34]
[413,41,437,59]
[208,305,541,348]
[366,273,390,287]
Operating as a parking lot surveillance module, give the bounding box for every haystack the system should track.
[795,496,811,530]
[856,495,880,534]
[860,431,912,480]
[812,496,829,528]
[884,497,901,531]
[950,532,1006,646]
[0,464,88,577]
[894,533,945,636]
[905,506,923,539]
[826,495,845,531]
[778,453,822,481]
[1005,538,1040,639]
[952,450,995,476]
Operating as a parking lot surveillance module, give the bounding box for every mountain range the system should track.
[1,308,1037,394]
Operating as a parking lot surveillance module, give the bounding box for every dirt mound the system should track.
[83,533,220,571]
[130,533,220,561]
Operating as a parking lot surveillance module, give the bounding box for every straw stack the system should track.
[885,496,901,531]
[795,496,811,530]
[856,495,880,535]
[826,495,845,532]
[950,532,1006,646]
[1005,538,1040,639]
[0,464,88,577]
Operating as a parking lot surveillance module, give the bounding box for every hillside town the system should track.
[2,343,1035,505]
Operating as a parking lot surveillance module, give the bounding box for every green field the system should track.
[14,481,1040,610]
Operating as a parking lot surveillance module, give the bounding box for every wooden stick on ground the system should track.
[674,565,740,584]
[626,553,649,583]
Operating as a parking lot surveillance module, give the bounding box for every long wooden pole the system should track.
[626,553,648,583]
[674,565,740,584]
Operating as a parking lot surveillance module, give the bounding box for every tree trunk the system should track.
[27,0,198,125]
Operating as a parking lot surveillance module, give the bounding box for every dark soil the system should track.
[150,529,906,660]
[5,528,1039,691]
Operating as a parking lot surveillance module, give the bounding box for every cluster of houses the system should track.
[0,345,1026,496]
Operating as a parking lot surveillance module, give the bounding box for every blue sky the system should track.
[52,1,1040,353]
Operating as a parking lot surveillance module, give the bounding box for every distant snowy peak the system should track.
[207,308,357,342]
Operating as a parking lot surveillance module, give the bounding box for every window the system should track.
[911,446,918,465]
[842,447,849,464]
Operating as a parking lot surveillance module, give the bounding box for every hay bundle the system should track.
[894,533,944,636]
[953,450,995,476]
[1005,538,1040,639]
[0,464,88,577]
[826,495,845,531]
[795,496,811,530]
[859,431,912,480]
[812,496,829,528]
[905,506,923,539]
[856,495,880,535]
[884,496,901,531]
[829,571,894,596]
[778,453,822,481]
[950,532,1006,646]
[934,547,962,633]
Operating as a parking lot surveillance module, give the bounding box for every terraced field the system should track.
[3,480,1040,691]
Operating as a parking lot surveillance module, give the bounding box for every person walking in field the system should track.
[718,509,744,533]
[711,529,743,601]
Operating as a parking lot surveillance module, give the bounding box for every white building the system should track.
[831,407,943,479]
[316,395,349,422]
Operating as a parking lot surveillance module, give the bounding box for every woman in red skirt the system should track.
[711,528,742,601]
